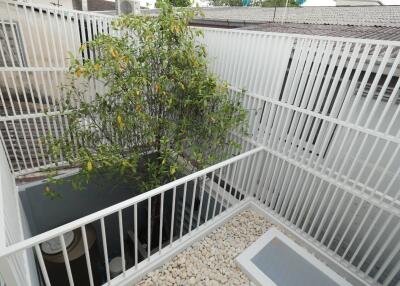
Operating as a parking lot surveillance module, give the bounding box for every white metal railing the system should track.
[0,0,117,175]
[0,2,399,286]
[202,28,400,286]
[0,148,261,286]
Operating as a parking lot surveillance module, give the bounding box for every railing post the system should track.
[0,257,20,286]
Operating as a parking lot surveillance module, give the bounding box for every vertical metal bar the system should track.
[263,156,284,206]
[180,182,187,239]
[134,204,138,270]
[274,164,297,214]
[212,168,223,219]
[348,208,385,265]
[383,257,400,286]
[170,187,176,246]
[188,178,198,234]
[60,235,74,286]
[219,30,233,80]
[309,183,337,235]
[81,226,94,286]
[100,218,110,284]
[317,188,347,244]
[34,245,51,286]
[284,169,308,220]
[197,176,206,229]
[246,153,261,198]
[257,100,273,144]
[78,13,88,60]
[300,179,324,231]
[231,32,248,86]
[205,171,215,222]
[320,189,350,245]
[248,35,264,95]
[215,30,226,77]
[236,33,253,86]
[273,161,301,218]
[232,160,244,204]
[159,192,164,253]
[228,161,239,207]
[242,153,256,198]
[373,241,400,283]
[263,36,282,98]
[218,164,231,215]
[147,197,151,260]
[267,155,292,206]
[364,217,398,274]
[118,210,126,275]
[375,66,400,133]
[330,194,363,253]
[295,178,322,228]
[255,152,272,200]
[288,172,312,223]
[270,160,291,210]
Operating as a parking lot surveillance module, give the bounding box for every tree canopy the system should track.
[44,2,246,197]
[155,0,192,7]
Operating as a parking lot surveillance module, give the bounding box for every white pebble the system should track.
[135,210,272,286]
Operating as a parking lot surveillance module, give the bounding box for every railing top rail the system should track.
[0,0,118,19]
[200,27,400,47]
[0,147,264,258]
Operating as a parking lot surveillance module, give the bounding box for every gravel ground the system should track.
[136,209,273,286]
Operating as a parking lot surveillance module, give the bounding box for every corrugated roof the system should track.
[240,22,400,41]
[142,6,400,27]
[199,6,400,27]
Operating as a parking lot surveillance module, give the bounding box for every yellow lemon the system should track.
[87,161,93,172]
[111,49,118,58]
[117,115,123,126]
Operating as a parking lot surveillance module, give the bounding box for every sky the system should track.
[302,0,400,5]
[380,0,400,4]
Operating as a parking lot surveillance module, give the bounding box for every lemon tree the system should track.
[45,2,246,197]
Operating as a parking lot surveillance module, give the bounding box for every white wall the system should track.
[28,0,75,9]
[0,141,34,286]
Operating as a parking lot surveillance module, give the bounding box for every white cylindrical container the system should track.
[109,256,124,278]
